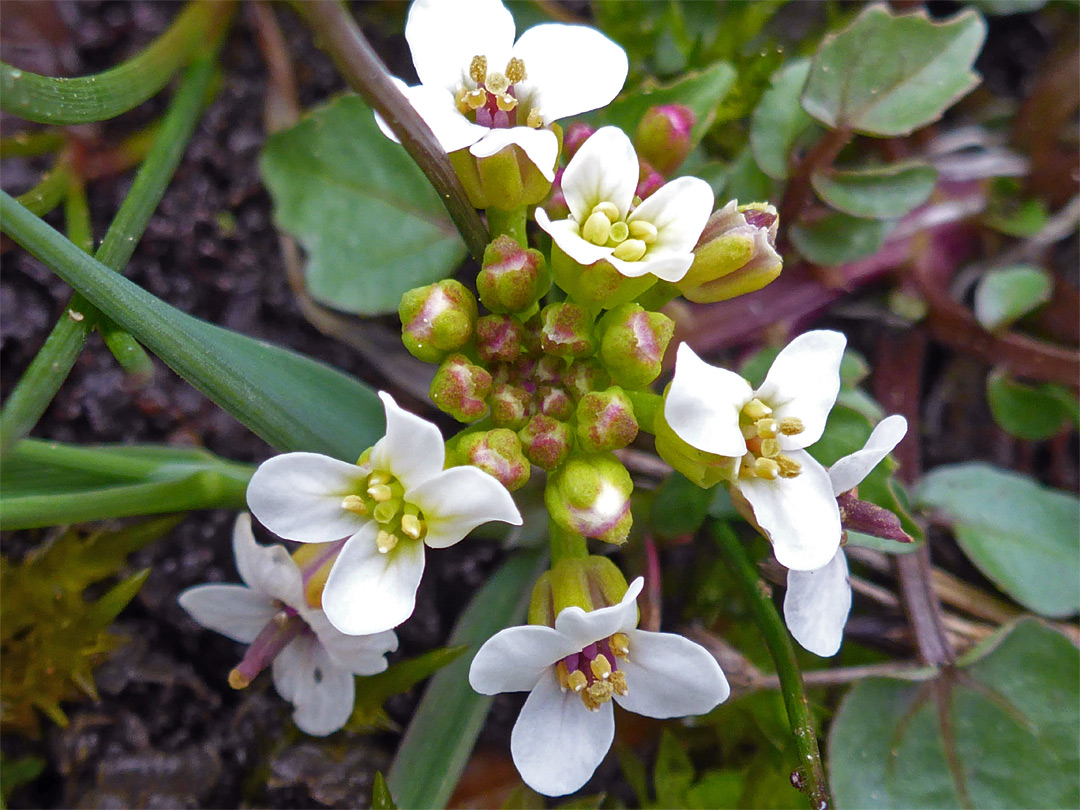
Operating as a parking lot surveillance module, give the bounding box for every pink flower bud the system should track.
[430,354,492,423]
[458,429,531,491]
[575,387,639,453]
[518,414,574,470]
[475,314,525,363]
[597,304,675,390]
[634,104,695,176]
[478,236,551,315]
[540,302,596,358]
[399,280,478,363]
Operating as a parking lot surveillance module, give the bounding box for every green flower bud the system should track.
[458,428,531,492]
[475,314,524,363]
[545,452,633,545]
[550,243,656,311]
[653,407,738,488]
[540,302,596,358]
[430,354,492,423]
[489,383,532,430]
[518,414,573,470]
[548,555,630,615]
[528,571,556,626]
[563,359,610,401]
[399,280,479,363]
[478,236,551,314]
[448,138,556,211]
[534,355,566,386]
[576,387,639,453]
[635,104,695,176]
[597,303,675,390]
[537,385,574,420]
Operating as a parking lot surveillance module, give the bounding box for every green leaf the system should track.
[386,550,547,809]
[0,192,385,460]
[972,264,1053,331]
[801,5,986,137]
[371,772,397,810]
[750,58,816,180]
[915,463,1079,617]
[649,472,714,539]
[654,729,695,809]
[965,0,1047,14]
[0,754,45,807]
[347,645,466,731]
[718,146,779,205]
[789,211,893,265]
[986,368,1077,440]
[685,770,745,809]
[812,161,938,219]
[260,94,467,316]
[829,620,1079,808]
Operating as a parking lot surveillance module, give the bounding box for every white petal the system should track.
[246,452,369,543]
[406,0,515,94]
[554,578,643,649]
[607,252,693,282]
[321,525,426,635]
[613,630,730,718]
[828,415,908,496]
[408,465,522,549]
[784,550,851,657]
[272,635,355,736]
[231,513,304,608]
[178,584,275,644]
[739,451,842,571]
[509,24,628,123]
[628,176,714,256]
[305,609,398,675]
[470,625,580,694]
[561,126,638,223]
[535,210,615,266]
[375,79,489,154]
[755,330,846,450]
[510,670,614,797]
[469,127,559,182]
[664,343,752,456]
[370,391,446,491]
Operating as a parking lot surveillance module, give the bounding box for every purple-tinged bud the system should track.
[519,414,574,470]
[534,355,565,386]
[430,354,492,422]
[636,160,665,200]
[475,314,524,363]
[478,236,551,314]
[544,167,571,221]
[458,429,531,491]
[489,383,532,430]
[538,385,574,420]
[399,280,478,363]
[635,104,696,176]
[676,200,782,304]
[837,492,913,544]
[545,452,634,545]
[563,359,610,401]
[576,387,639,453]
[448,143,552,210]
[521,314,544,357]
[597,303,675,390]
[563,122,596,160]
[540,302,595,358]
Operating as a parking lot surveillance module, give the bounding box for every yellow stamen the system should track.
[505,57,527,84]
[760,438,781,458]
[629,220,658,243]
[609,670,628,696]
[469,55,487,84]
[557,661,571,690]
[369,471,391,486]
[590,654,612,680]
[582,679,614,710]
[567,669,587,693]
[608,220,629,243]
[740,422,759,440]
[495,93,517,112]
[583,211,612,245]
[486,71,509,94]
[776,454,802,478]
[341,495,368,515]
[592,201,620,220]
[526,108,544,128]
[612,238,647,262]
[228,668,251,690]
[610,633,630,658]
[743,398,772,420]
[755,457,780,480]
[780,417,805,436]
[400,513,425,540]
[376,530,399,554]
[368,483,393,502]
[465,88,488,110]
[756,417,779,439]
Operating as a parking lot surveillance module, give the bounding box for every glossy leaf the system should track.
[789,211,893,266]
[829,620,1079,808]
[0,192,385,460]
[972,264,1052,332]
[812,162,938,219]
[750,59,815,180]
[986,369,1078,441]
[915,463,1079,617]
[801,5,986,137]
[260,94,467,316]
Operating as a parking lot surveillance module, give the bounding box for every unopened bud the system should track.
[550,243,657,310]
[548,555,631,617]
[458,429,531,491]
[576,387,639,453]
[635,104,696,176]
[837,492,913,544]
[543,167,571,221]
[540,302,595,358]
[545,452,633,545]
[597,304,675,390]
[563,122,596,160]
[636,160,665,200]
[537,385,574,420]
[430,354,492,422]
[449,142,553,210]
[489,382,532,430]
[528,571,556,626]
[518,414,574,470]
[475,314,525,363]
[478,236,551,314]
[563,359,611,401]
[399,280,478,363]
[534,355,565,385]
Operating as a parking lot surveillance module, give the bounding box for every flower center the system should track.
[556,633,630,711]
[579,201,656,263]
[456,55,543,129]
[341,469,428,554]
[228,606,307,689]
[736,398,804,481]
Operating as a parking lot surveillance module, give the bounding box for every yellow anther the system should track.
[590,654,612,680]
[760,438,781,458]
[755,457,780,480]
[228,668,251,690]
[756,417,779,439]
[740,422,759,440]
[373,498,402,524]
[592,201,620,221]
[583,211,612,245]
[582,679,614,710]
[486,71,509,94]
[368,483,393,502]
[465,88,488,110]
[400,513,425,540]
[505,57,527,84]
[376,530,399,554]
[454,87,471,114]
[526,108,544,128]
[341,495,368,515]
[369,470,391,486]
[469,55,488,84]
[610,633,630,658]
[556,661,571,690]
[629,220,658,243]
[567,669,588,693]
[780,417,805,436]
[495,93,517,112]
[304,562,331,609]
[608,220,629,243]
[743,398,773,420]
[612,238,647,262]
[776,454,802,478]
[610,670,628,696]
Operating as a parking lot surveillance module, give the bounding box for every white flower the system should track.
[784,415,908,656]
[178,514,398,736]
[377,0,627,182]
[535,126,714,282]
[664,331,847,571]
[246,391,522,636]
[469,578,729,797]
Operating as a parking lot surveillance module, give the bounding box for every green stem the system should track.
[549,519,589,563]
[1,2,234,125]
[486,206,528,247]
[0,130,65,158]
[64,171,94,253]
[635,280,681,311]
[711,520,832,810]
[625,390,663,434]
[0,55,220,454]
[15,158,71,217]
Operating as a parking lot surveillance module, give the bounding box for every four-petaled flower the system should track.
[247,392,522,636]
[469,578,730,796]
[784,415,908,657]
[378,0,627,181]
[663,331,847,571]
[536,126,715,282]
[179,514,398,736]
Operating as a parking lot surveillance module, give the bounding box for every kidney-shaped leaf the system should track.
[812,161,937,219]
[750,58,816,180]
[261,94,467,316]
[789,211,893,265]
[973,263,1053,332]
[801,5,986,137]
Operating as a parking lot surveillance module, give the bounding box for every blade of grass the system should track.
[14,157,71,217]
